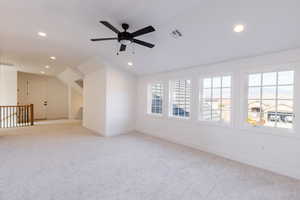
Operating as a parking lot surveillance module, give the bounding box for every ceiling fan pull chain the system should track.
[116,42,119,55]
[132,44,135,55]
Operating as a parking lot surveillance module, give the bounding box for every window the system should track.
[170,80,191,118]
[148,83,163,115]
[199,76,231,123]
[247,70,294,129]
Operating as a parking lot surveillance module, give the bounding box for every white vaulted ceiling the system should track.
[1,0,300,75]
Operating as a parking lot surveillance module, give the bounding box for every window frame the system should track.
[198,73,233,127]
[168,78,192,119]
[147,82,164,117]
[242,65,296,134]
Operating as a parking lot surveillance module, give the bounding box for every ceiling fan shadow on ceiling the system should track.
[91,21,155,54]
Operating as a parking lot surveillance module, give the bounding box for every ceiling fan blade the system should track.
[133,39,155,48]
[120,44,126,51]
[90,37,117,41]
[100,21,120,34]
[131,26,155,37]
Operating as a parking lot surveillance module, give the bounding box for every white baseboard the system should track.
[136,129,300,180]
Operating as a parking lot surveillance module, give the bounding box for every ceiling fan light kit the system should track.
[91,21,155,53]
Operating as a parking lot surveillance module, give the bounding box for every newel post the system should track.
[30,104,34,126]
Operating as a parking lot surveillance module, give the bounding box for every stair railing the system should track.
[0,104,34,128]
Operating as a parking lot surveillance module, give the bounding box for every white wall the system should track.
[69,87,83,120]
[0,65,17,105]
[57,67,83,120]
[136,49,300,179]
[46,76,69,119]
[80,57,137,136]
[83,66,106,135]
[106,65,137,136]
[57,67,83,94]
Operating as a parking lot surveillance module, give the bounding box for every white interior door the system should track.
[28,78,47,120]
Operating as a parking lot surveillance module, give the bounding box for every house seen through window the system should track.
[247,70,294,129]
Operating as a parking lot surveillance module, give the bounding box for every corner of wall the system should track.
[0,65,18,105]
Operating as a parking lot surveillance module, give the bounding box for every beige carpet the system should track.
[0,123,299,200]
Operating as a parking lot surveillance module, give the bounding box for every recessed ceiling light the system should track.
[233,24,245,33]
[40,71,45,74]
[50,56,56,60]
[38,32,47,37]
[128,62,133,66]
[45,65,50,69]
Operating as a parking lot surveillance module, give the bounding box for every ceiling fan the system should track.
[91,21,155,52]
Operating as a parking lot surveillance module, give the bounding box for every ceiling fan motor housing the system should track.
[118,32,133,44]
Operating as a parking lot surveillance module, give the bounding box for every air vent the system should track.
[170,29,183,39]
